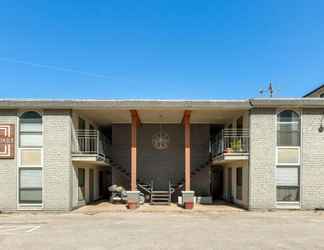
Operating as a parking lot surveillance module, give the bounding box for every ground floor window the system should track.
[19,168,42,204]
[276,166,299,202]
[78,168,85,201]
[236,168,242,200]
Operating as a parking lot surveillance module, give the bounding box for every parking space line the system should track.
[25,225,41,233]
[0,225,41,234]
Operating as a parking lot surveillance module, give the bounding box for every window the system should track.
[78,117,86,130]
[276,166,299,202]
[277,147,299,165]
[19,168,42,204]
[276,110,300,203]
[277,110,300,146]
[78,168,85,201]
[236,168,243,200]
[19,111,42,147]
[320,93,324,98]
[20,149,42,166]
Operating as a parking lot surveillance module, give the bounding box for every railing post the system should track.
[96,130,100,155]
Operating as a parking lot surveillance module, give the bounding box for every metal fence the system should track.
[211,129,249,156]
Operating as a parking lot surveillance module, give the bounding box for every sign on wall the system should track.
[0,124,15,159]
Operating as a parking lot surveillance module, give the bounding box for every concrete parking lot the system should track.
[1,208,324,250]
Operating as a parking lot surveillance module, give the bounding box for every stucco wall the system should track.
[111,124,131,189]
[0,110,18,211]
[190,125,210,195]
[301,109,324,209]
[43,110,72,211]
[249,108,276,209]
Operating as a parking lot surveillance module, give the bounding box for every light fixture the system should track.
[319,112,324,133]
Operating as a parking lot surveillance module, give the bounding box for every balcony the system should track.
[211,129,249,164]
[72,129,111,165]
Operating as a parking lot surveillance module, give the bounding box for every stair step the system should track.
[151,202,170,205]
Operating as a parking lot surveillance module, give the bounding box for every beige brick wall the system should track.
[301,109,324,209]
[43,110,72,211]
[0,110,18,211]
[249,108,276,209]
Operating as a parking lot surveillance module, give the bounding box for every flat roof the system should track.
[0,99,251,110]
[0,98,324,110]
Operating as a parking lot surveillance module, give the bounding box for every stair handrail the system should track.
[137,183,152,194]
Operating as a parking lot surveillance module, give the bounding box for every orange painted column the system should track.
[184,111,191,191]
[131,113,137,191]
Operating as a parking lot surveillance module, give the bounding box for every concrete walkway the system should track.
[73,200,245,214]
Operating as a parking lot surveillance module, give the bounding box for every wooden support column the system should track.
[183,110,191,191]
[130,110,140,191]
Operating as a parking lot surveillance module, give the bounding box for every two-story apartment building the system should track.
[1,85,324,211]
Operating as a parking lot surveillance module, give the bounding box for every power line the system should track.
[0,57,112,79]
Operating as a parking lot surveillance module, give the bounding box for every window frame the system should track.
[19,111,43,148]
[275,166,300,203]
[276,146,300,166]
[18,167,43,204]
[17,110,44,209]
[276,110,300,147]
[275,109,301,206]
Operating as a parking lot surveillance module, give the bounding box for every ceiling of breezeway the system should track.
[76,109,247,126]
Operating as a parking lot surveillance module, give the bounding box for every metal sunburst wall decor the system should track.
[152,117,170,150]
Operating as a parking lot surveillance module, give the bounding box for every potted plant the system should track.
[230,139,242,152]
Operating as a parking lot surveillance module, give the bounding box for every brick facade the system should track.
[301,109,324,209]
[0,110,18,211]
[249,108,276,209]
[43,110,72,211]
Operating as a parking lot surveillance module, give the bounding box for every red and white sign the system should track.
[0,124,15,159]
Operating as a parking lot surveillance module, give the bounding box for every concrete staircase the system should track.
[150,191,171,205]
[149,181,172,205]
[178,159,212,187]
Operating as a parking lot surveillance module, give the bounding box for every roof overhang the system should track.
[0,99,251,110]
[250,98,324,108]
[2,98,324,110]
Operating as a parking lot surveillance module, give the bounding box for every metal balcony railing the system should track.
[211,129,249,156]
[72,129,112,159]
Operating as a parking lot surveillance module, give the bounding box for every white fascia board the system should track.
[0,99,251,110]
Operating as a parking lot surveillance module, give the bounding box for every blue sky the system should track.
[1,1,324,99]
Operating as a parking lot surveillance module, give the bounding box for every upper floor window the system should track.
[320,93,324,98]
[277,110,300,147]
[19,111,43,147]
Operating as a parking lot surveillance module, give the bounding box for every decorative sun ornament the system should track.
[152,130,170,150]
[152,118,170,150]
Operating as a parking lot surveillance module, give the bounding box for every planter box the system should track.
[195,196,213,204]
[126,191,140,203]
[182,191,195,203]
[178,196,213,205]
